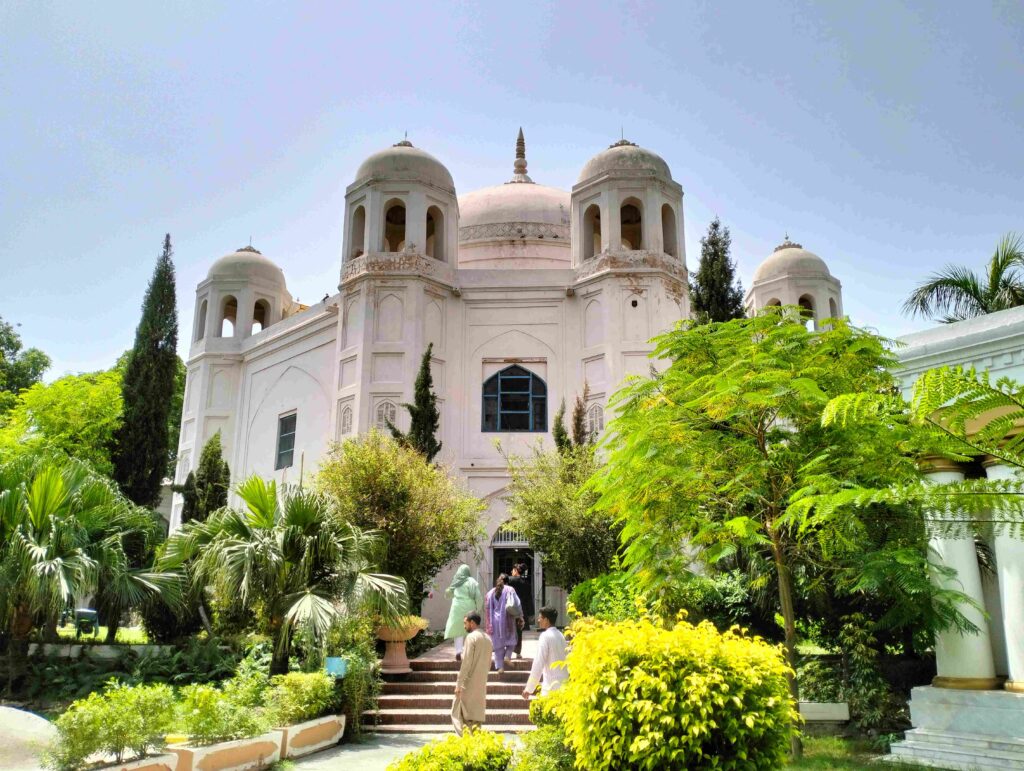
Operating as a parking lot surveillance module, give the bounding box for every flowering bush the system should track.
[552,616,798,770]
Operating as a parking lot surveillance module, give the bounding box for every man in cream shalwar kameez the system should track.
[452,611,492,735]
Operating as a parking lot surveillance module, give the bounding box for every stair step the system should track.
[366,723,535,734]
[410,658,533,672]
[364,708,532,726]
[378,694,530,710]
[383,681,524,696]
[398,670,529,683]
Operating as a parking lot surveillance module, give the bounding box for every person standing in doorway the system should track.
[444,564,482,662]
[452,611,492,736]
[485,573,520,673]
[522,605,568,699]
[507,562,534,659]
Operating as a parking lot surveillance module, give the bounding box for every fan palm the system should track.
[903,233,1024,323]
[0,454,177,689]
[161,475,407,674]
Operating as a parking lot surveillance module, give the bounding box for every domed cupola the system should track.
[571,138,685,267]
[342,139,458,266]
[194,245,294,345]
[457,129,571,269]
[745,236,843,328]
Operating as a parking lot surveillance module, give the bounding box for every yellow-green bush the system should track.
[386,730,512,771]
[552,616,798,770]
[264,671,338,725]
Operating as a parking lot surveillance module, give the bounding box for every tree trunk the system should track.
[6,608,33,696]
[771,535,803,760]
[43,614,59,643]
[270,638,290,676]
[105,603,121,643]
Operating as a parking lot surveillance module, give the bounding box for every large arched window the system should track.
[341,405,353,434]
[482,365,547,432]
[798,294,816,330]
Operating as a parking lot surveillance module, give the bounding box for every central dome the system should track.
[458,183,570,240]
[354,140,455,192]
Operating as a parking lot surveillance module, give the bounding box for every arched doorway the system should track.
[491,521,534,592]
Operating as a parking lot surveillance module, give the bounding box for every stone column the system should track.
[984,459,1024,692]
[925,462,999,689]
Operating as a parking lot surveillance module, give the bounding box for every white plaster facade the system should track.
[172,131,839,629]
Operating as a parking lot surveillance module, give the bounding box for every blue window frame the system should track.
[482,365,547,432]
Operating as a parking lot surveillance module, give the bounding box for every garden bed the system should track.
[169,732,282,771]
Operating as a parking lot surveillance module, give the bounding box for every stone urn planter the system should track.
[376,616,429,674]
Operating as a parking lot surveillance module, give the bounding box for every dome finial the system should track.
[508,127,533,184]
[774,233,802,252]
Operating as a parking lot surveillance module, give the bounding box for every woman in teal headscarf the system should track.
[444,564,482,661]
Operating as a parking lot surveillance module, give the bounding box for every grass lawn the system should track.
[54,624,149,644]
[787,736,919,769]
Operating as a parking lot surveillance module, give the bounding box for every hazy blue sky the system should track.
[2,1,1022,378]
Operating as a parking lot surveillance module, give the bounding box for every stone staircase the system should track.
[364,657,535,733]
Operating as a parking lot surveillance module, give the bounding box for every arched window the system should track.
[587,403,604,438]
[252,299,270,334]
[765,298,782,307]
[829,298,838,319]
[620,199,643,250]
[482,365,547,432]
[341,405,353,434]
[220,295,237,338]
[375,400,397,430]
[351,205,366,258]
[383,199,406,252]
[583,204,601,259]
[195,299,208,341]
[661,204,677,258]
[426,206,445,261]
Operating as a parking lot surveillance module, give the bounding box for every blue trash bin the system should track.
[325,657,348,679]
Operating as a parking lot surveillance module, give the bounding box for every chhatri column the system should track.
[984,458,1024,692]
[925,460,999,689]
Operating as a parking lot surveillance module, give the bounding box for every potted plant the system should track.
[375,615,429,674]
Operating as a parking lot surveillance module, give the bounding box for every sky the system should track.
[1,1,1022,379]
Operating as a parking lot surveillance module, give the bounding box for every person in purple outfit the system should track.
[484,573,520,673]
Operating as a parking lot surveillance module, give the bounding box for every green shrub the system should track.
[323,614,381,739]
[567,571,644,621]
[553,616,798,771]
[177,683,269,744]
[265,671,338,725]
[386,730,512,771]
[511,724,574,771]
[221,655,271,708]
[45,681,175,770]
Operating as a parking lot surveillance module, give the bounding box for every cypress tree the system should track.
[689,217,745,323]
[194,431,230,521]
[571,383,590,447]
[389,342,442,462]
[175,432,230,524]
[113,234,179,507]
[552,399,571,454]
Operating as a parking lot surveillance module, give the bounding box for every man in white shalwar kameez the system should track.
[522,605,568,699]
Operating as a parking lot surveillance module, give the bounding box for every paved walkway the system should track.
[0,706,55,771]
